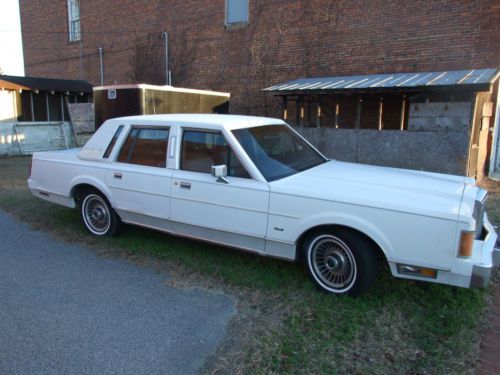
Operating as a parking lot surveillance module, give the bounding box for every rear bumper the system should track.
[470,217,500,288]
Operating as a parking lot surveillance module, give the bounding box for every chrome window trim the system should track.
[179,127,256,180]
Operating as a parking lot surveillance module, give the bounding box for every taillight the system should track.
[28,158,33,178]
[458,231,475,258]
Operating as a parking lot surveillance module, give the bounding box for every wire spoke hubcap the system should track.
[83,195,111,234]
[310,235,357,291]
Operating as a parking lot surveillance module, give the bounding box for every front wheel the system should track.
[80,191,121,237]
[303,228,378,296]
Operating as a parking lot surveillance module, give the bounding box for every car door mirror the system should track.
[212,164,229,184]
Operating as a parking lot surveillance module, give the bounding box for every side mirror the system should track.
[211,165,229,184]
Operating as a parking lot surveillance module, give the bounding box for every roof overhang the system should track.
[264,68,500,95]
[0,75,93,94]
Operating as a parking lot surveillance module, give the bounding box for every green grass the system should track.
[0,156,494,374]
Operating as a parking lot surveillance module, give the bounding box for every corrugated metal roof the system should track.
[264,68,499,93]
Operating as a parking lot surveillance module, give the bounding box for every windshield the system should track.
[232,124,327,181]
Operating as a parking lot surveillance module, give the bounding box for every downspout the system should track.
[98,47,104,86]
[162,32,171,85]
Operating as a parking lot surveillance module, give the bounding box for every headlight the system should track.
[473,189,488,239]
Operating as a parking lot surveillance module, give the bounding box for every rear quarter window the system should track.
[103,125,124,158]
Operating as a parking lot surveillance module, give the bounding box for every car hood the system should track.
[270,160,471,221]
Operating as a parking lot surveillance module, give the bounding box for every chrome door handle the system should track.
[180,182,191,190]
[113,172,122,179]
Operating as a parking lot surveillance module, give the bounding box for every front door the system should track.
[170,129,269,250]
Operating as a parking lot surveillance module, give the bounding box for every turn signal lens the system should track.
[397,264,438,279]
[458,231,475,258]
[419,268,438,278]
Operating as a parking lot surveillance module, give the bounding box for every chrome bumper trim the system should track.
[471,263,493,288]
[470,216,499,288]
[470,247,500,288]
[493,246,500,268]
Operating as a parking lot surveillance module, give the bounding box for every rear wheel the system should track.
[79,190,121,237]
[303,228,378,296]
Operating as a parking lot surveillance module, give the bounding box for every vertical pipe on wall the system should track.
[162,32,171,85]
[98,47,104,86]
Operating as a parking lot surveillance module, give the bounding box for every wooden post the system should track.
[61,94,65,121]
[355,97,362,129]
[335,102,339,128]
[400,95,406,131]
[46,92,50,122]
[299,97,305,127]
[13,90,18,119]
[316,97,321,128]
[282,96,288,120]
[30,92,34,122]
[296,96,302,127]
[378,97,383,130]
[306,98,311,127]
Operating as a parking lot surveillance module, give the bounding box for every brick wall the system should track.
[20,0,500,117]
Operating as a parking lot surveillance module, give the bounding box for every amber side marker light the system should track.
[458,231,475,258]
[397,264,438,279]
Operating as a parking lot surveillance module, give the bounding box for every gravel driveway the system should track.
[0,210,236,375]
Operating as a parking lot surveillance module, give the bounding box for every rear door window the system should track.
[117,127,169,168]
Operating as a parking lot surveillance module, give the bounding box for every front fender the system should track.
[293,212,394,260]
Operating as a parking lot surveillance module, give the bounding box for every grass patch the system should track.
[0,156,494,374]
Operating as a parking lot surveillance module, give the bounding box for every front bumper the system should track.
[470,217,500,288]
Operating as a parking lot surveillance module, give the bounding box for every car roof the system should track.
[111,113,286,130]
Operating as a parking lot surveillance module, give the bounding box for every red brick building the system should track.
[18,1,500,178]
[19,0,500,116]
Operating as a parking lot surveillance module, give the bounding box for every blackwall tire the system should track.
[79,191,121,237]
[303,228,378,296]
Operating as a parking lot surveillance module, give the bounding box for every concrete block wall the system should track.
[297,127,469,175]
[408,102,471,132]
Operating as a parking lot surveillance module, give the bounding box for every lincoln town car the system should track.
[28,114,500,296]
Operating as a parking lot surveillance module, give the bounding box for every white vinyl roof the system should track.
[110,113,285,131]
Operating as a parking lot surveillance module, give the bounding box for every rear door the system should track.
[105,126,173,221]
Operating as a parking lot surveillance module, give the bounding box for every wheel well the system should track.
[71,184,102,205]
[296,224,387,263]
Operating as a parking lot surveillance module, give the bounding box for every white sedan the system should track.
[28,114,500,296]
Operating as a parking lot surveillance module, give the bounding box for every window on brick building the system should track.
[67,0,81,42]
[225,0,249,26]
